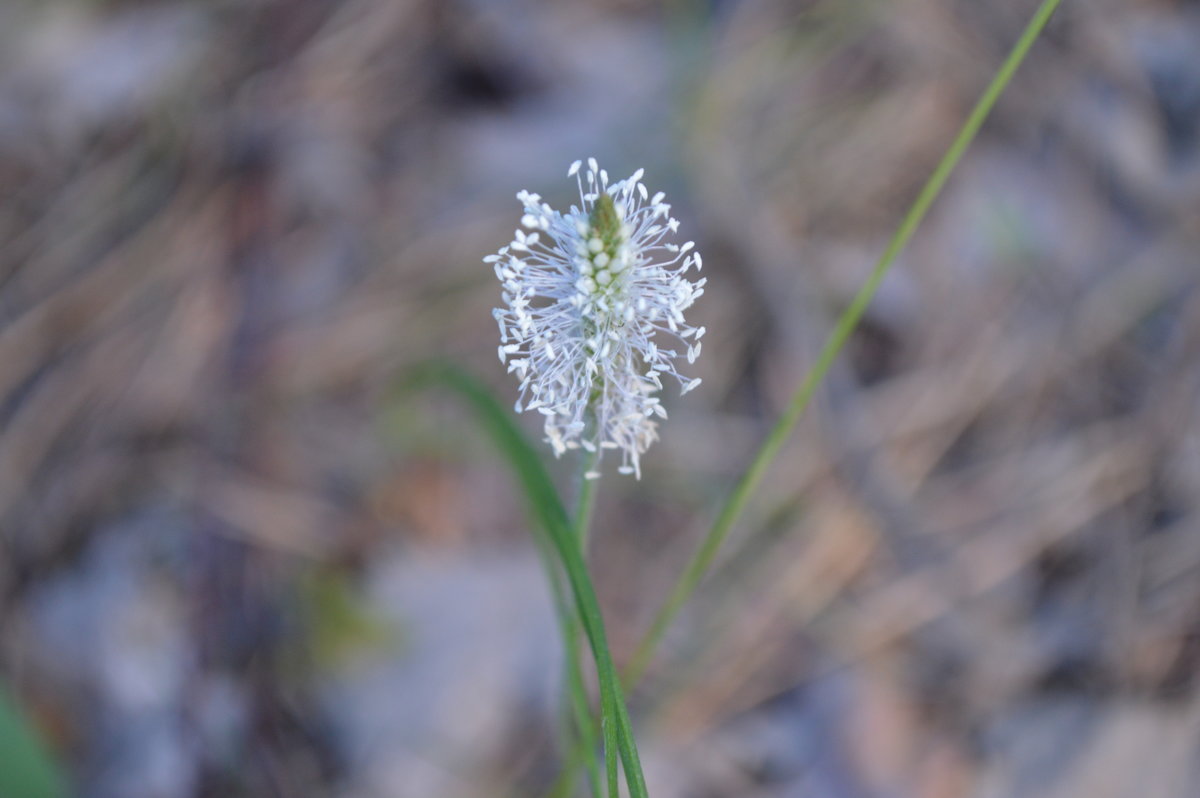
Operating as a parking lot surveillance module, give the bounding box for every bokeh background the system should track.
[2,0,1200,796]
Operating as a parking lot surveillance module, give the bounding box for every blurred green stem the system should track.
[623,0,1064,687]
[558,450,601,798]
[561,618,601,798]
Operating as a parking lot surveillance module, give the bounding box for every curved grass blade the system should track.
[400,363,648,798]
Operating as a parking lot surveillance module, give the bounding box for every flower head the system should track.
[488,158,706,478]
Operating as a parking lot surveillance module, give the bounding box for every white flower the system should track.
[488,158,706,478]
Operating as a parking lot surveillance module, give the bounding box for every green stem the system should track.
[531,517,598,798]
[623,0,1063,687]
[558,451,602,798]
[560,626,600,798]
[558,531,645,798]
[406,365,647,798]
[574,460,600,537]
[525,528,595,796]
[545,736,598,798]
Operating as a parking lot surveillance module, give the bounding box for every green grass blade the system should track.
[401,363,648,798]
[528,511,600,798]
[0,685,68,798]
[544,1,1065,791]
[624,0,1065,687]
[402,363,572,547]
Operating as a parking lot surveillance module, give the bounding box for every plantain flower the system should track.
[488,158,706,478]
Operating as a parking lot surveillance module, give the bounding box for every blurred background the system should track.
[2,0,1200,796]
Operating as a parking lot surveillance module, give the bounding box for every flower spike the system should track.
[489,160,705,478]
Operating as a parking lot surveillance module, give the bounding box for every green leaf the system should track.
[0,685,68,798]
[397,363,647,798]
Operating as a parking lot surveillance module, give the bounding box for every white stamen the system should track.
[486,160,705,479]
